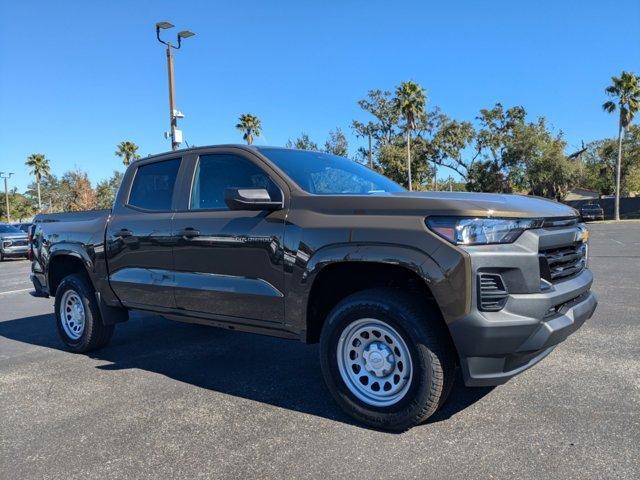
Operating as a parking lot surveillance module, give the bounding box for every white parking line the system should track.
[0,288,33,296]
[0,270,31,277]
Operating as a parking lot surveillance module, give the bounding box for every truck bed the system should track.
[31,210,112,297]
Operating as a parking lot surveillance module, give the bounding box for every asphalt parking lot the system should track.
[1,223,639,479]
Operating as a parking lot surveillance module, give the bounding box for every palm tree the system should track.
[603,71,640,220]
[25,153,51,210]
[236,113,262,145]
[351,120,377,168]
[115,141,141,167]
[395,81,427,191]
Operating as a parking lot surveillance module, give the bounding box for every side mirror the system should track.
[224,188,283,211]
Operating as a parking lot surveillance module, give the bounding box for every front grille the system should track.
[478,274,508,311]
[3,239,28,247]
[539,242,586,282]
[542,217,579,228]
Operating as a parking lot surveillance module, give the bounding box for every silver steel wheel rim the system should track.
[337,318,413,407]
[60,290,85,340]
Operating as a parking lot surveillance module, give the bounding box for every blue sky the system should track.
[1,0,639,191]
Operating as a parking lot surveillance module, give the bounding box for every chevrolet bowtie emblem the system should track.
[576,226,589,243]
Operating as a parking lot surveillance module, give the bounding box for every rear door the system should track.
[171,148,288,324]
[106,156,183,309]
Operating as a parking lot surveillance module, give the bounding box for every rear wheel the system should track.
[320,288,456,432]
[54,274,114,352]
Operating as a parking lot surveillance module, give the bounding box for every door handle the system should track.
[178,228,200,239]
[115,228,133,238]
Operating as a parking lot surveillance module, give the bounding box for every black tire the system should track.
[54,273,114,353]
[320,288,456,432]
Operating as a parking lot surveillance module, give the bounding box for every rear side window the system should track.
[128,158,181,211]
[190,154,281,210]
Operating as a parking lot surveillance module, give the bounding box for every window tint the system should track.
[128,158,181,211]
[257,148,404,195]
[190,154,281,210]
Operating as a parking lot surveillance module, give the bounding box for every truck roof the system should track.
[135,144,293,162]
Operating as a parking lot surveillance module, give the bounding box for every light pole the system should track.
[156,22,195,151]
[0,172,14,223]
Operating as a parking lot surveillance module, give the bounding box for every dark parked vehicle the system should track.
[579,202,605,222]
[30,146,597,430]
[0,223,29,261]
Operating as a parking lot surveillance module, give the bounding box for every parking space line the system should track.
[0,288,33,296]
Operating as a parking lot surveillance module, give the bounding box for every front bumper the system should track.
[448,225,597,386]
[1,246,29,257]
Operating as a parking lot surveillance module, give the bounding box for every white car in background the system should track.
[0,223,29,261]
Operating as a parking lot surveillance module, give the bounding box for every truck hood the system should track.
[299,191,578,219]
[0,233,28,240]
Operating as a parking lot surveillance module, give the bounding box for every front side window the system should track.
[128,158,181,211]
[190,154,281,210]
[257,148,404,195]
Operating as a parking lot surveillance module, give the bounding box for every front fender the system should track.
[284,242,469,336]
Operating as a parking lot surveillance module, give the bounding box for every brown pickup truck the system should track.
[31,145,597,431]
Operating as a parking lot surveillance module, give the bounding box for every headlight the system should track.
[426,217,543,245]
[2,240,12,248]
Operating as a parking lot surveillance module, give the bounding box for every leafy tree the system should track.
[0,189,35,222]
[95,171,124,209]
[60,170,97,211]
[517,121,575,200]
[602,71,640,219]
[26,174,64,212]
[324,128,349,157]
[474,103,527,191]
[576,125,640,197]
[429,117,476,179]
[394,81,427,191]
[115,141,140,167]
[574,140,613,197]
[377,140,433,190]
[356,90,399,146]
[439,176,467,192]
[429,103,573,196]
[466,161,506,192]
[285,133,319,151]
[235,113,262,145]
[25,153,51,210]
[627,163,640,194]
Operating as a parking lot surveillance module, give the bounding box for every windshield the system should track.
[0,224,23,233]
[257,148,404,195]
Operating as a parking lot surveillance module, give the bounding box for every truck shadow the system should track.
[0,311,494,430]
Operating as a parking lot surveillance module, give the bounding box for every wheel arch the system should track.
[47,246,129,326]
[294,243,456,344]
[47,246,96,297]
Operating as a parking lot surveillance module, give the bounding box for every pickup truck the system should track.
[579,202,605,222]
[1,223,29,261]
[31,145,597,431]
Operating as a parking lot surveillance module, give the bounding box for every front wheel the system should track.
[320,288,456,432]
[54,273,114,353]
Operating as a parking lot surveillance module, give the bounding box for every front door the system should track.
[106,157,181,310]
[171,150,287,324]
